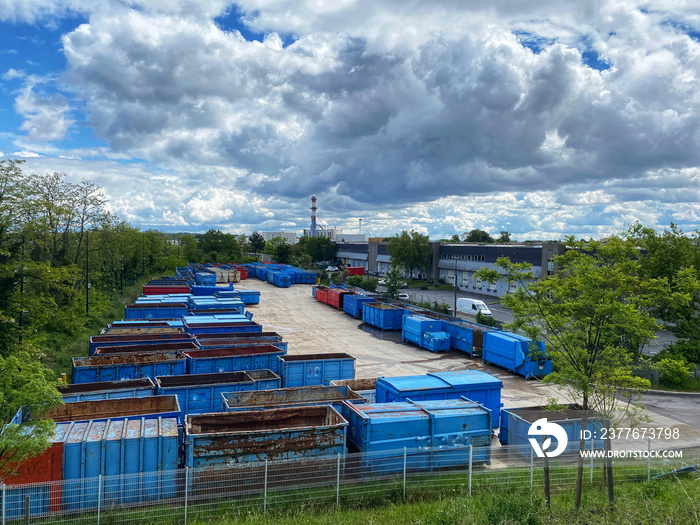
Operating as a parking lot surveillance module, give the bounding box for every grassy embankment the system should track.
[41,275,156,379]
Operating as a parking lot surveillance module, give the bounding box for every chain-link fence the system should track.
[2,443,697,524]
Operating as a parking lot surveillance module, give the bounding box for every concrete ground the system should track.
[239,280,700,453]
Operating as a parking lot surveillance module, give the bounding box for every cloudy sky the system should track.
[1,1,699,240]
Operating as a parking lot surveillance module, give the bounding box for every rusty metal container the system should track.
[47,395,181,423]
[59,378,155,402]
[184,405,348,467]
[94,341,199,356]
[220,385,366,414]
[72,353,187,383]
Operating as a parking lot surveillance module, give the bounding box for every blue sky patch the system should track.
[662,19,700,42]
[214,6,297,47]
[513,30,556,54]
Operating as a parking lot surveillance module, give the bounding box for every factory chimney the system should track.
[310,196,317,237]
[358,219,362,234]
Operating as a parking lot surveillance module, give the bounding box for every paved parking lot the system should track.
[240,281,700,452]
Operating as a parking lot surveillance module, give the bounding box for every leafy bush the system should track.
[475,311,496,327]
[658,357,694,389]
[656,340,700,364]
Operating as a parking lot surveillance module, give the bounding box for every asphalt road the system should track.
[640,392,700,430]
[385,286,675,355]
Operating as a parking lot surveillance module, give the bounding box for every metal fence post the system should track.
[2,483,5,525]
[335,453,341,510]
[590,453,594,484]
[25,496,29,525]
[264,460,268,514]
[468,444,473,496]
[184,467,189,525]
[403,447,407,502]
[647,437,651,481]
[530,446,534,490]
[96,475,102,525]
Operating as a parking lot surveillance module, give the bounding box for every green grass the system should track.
[406,280,454,290]
[181,476,699,525]
[81,465,700,525]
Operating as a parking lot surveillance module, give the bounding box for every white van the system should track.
[456,298,492,317]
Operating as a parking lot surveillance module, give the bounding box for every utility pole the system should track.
[453,254,458,315]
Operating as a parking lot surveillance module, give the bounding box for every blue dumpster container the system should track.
[375,370,503,427]
[277,353,355,387]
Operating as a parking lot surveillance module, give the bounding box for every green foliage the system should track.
[657,357,694,389]
[627,223,700,355]
[346,275,364,288]
[496,230,512,243]
[387,230,431,278]
[198,229,242,262]
[463,229,494,243]
[475,310,496,327]
[655,339,700,364]
[344,275,379,293]
[490,235,665,507]
[0,350,63,478]
[302,236,335,263]
[248,231,266,252]
[385,266,402,298]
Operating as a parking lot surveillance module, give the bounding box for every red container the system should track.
[316,289,329,304]
[326,289,353,310]
[143,285,191,295]
[5,442,63,511]
[234,267,248,280]
[347,267,365,276]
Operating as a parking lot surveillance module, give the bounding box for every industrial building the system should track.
[335,240,565,298]
[260,232,298,244]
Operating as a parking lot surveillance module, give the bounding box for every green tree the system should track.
[265,237,292,264]
[387,230,431,279]
[303,236,335,263]
[199,229,241,262]
[385,266,402,298]
[450,234,460,243]
[0,350,63,478]
[179,233,200,263]
[463,229,494,243]
[248,231,266,252]
[627,223,700,361]
[488,236,669,509]
[496,231,511,243]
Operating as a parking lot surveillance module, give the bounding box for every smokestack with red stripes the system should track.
[310,196,317,237]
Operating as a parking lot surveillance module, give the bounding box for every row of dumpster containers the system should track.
[7,398,607,517]
[75,345,283,382]
[243,262,316,286]
[73,347,356,391]
[310,282,552,379]
[3,417,181,518]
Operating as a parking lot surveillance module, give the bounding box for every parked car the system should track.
[378,279,386,286]
[401,282,408,289]
[398,292,410,301]
[326,266,339,272]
